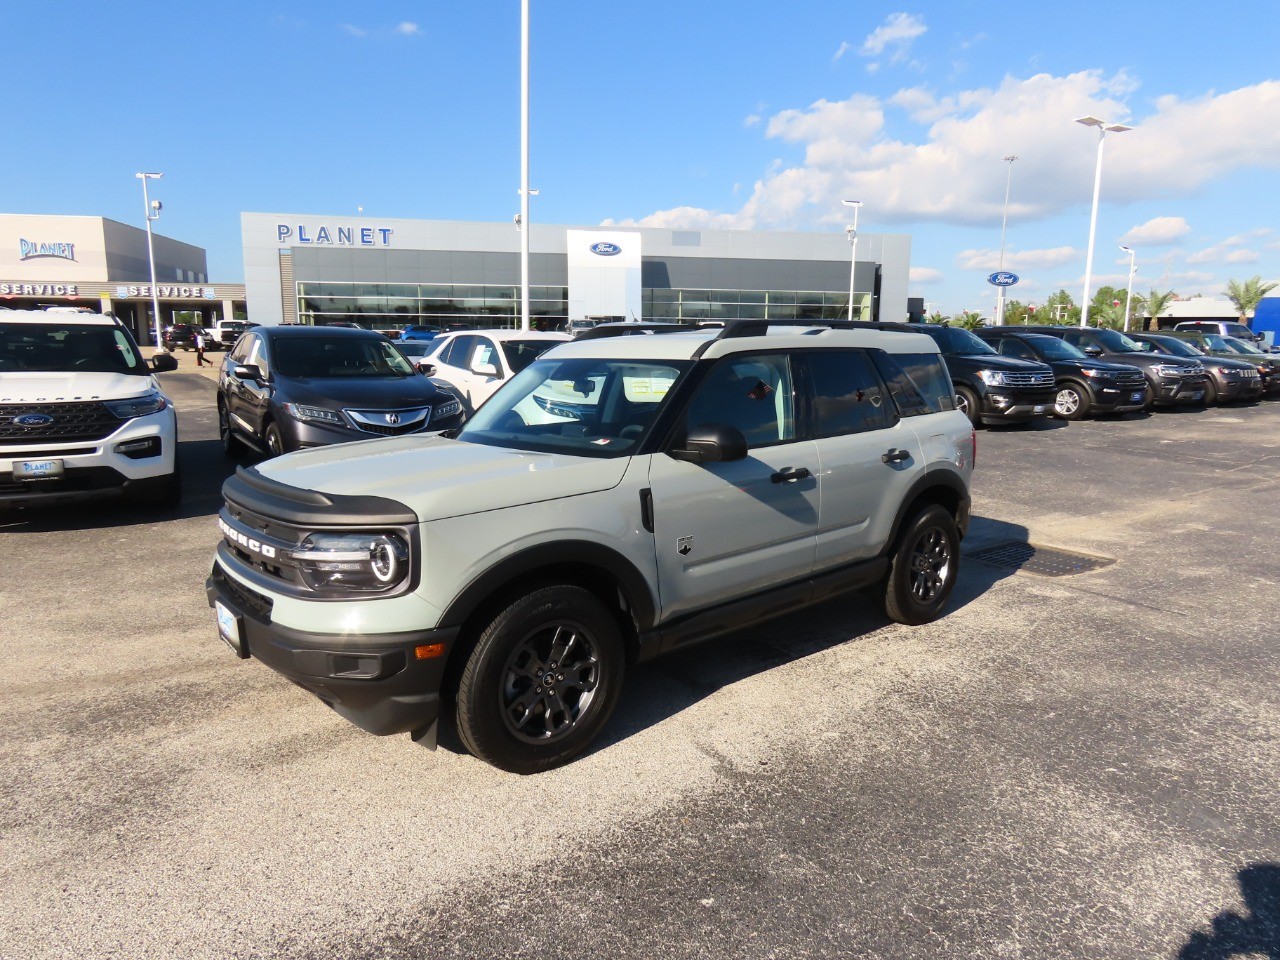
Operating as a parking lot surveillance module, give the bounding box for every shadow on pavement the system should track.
[1179,863,1280,959]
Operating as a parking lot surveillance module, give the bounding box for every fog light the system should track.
[990,394,1011,407]
[115,437,161,459]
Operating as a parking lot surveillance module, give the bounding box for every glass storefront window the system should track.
[739,290,767,304]
[767,292,796,305]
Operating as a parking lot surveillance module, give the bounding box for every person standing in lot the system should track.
[195,329,212,367]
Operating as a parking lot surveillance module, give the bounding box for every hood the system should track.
[276,374,442,408]
[1061,358,1143,373]
[1202,355,1260,370]
[256,434,630,521]
[951,354,1051,372]
[0,371,157,403]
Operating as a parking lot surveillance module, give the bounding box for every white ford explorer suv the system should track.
[207,320,974,773]
[0,308,180,508]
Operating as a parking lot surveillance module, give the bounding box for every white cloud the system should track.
[743,114,761,128]
[833,41,851,63]
[395,21,420,35]
[956,246,1078,271]
[1225,249,1260,263]
[860,13,927,59]
[618,72,1280,235]
[340,23,367,37]
[910,267,944,283]
[1119,216,1190,246]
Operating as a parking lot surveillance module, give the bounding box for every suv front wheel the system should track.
[455,585,625,774]
[882,504,960,625]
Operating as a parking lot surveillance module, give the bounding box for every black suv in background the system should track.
[217,326,465,457]
[1127,333,1263,405]
[905,323,1055,426]
[1019,326,1208,409]
[976,328,1148,420]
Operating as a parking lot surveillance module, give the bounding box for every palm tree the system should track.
[954,311,983,330]
[1142,288,1176,329]
[1225,276,1278,320]
[926,311,949,325]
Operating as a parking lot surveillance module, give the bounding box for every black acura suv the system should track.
[218,326,464,457]
[905,323,1056,426]
[976,328,1149,420]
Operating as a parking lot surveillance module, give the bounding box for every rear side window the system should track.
[871,351,955,416]
[804,350,893,436]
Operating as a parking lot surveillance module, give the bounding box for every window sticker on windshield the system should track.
[623,376,674,401]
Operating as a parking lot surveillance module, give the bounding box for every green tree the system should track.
[1224,275,1279,320]
[925,311,949,325]
[1141,288,1177,330]
[1042,289,1078,326]
[999,299,1026,324]
[955,310,984,330]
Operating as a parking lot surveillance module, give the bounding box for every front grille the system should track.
[1003,371,1055,387]
[348,419,434,437]
[1115,371,1146,387]
[217,568,274,623]
[344,406,433,437]
[0,402,122,447]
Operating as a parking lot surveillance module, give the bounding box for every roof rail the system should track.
[574,322,698,341]
[712,318,916,340]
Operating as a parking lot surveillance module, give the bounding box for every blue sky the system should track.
[6,1,1279,316]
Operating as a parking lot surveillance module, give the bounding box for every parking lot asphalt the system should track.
[2,374,1278,960]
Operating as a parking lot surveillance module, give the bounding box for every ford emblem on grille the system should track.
[13,413,55,427]
[385,412,400,425]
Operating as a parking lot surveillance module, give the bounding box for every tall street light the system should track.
[995,155,1018,326]
[842,199,862,322]
[1075,116,1132,327]
[1119,244,1137,332]
[518,0,531,331]
[136,172,165,351]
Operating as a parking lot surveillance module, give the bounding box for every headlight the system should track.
[1151,363,1187,377]
[978,370,1008,387]
[1080,367,1109,378]
[104,390,169,418]
[290,531,410,593]
[432,399,463,421]
[283,403,345,426]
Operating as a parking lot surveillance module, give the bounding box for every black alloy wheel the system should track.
[218,401,241,456]
[456,585,624,774]
[882,504,960,626]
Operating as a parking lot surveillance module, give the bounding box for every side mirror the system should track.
[669,424,749,464]
[149,354,178,372]
[471,360,501,378]
[1082,345,1103,357]
[417,362,437,376]
[233,363,264,382]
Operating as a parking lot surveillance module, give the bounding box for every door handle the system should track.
[881,448,911,464]
[770,467,812,484]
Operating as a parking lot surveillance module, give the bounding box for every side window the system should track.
[684,353,796,449]
[998,338,1035,360]
[806,350,893,437]
[443,335,475,368]
[248,336,271,378]
[471,338,499,371]
[871,351,955,416]
[1060,331,1085,349]
[229,333,253,363]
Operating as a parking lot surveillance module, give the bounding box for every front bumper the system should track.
[980,388,1057,422]
[1215,376,1264,402]
[1086,380,1149,413]
[1151,374,1208,406]
[206,561,457,738]
[278,411,465,450]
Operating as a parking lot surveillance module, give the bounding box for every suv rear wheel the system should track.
[882,504,960,626]
[455,585,625,774]
[218,401,242,456]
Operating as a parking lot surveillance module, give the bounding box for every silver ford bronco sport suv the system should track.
[207,320,974,773]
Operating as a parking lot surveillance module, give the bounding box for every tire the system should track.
[455,585,625,774]
[1054,382,1090,421]
[882,504,961,626]
[1202,378,1218,405]
[954,385,981,427]
[218,400,242,456]
[264,421,286,458]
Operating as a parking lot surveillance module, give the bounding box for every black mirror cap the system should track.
[1083,345,1104,357]
[149,353,178,372]
[670,423,749,464]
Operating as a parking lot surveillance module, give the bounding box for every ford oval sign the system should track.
[13,413,54,427]
[590,242,621,256]
[987,272,1020,287]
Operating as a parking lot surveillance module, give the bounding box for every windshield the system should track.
[1199,334,1233,352]
[0,322,146,375]
[459,356,691,458]
[1028,336,1086,360]
[1221,336,1264,356]
[272,335,417,378]
[1148,336,1201,358]
[501,339,562,374]
[922,326,997,355]
[1092,328,1144,352]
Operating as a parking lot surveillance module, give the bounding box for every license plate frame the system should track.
[1032,404,1047,414]
[1130,391,1145,403]
[14,459,64,480]
[216,601,249,658]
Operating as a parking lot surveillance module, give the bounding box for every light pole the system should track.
[518,0,531,331]
[842,199,861,321]
[1075,116,1132,327]
[136,172,165,350]
[995,155,1017,326]
[1119,244,1137,332]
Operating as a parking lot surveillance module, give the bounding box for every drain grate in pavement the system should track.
[966,541,1115,577]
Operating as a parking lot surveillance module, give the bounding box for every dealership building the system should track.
[242,212,914,331]
[0,214,246,341]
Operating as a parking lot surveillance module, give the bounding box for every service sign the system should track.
[987,272,1019,287]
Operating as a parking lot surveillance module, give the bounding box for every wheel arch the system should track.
[881,470,970,558]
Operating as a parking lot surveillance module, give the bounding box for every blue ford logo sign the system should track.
[13,413,54,427]
[987,272,1020,287]
[590,242,621,257]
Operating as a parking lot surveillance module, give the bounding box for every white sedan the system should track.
[424,329,569,411]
